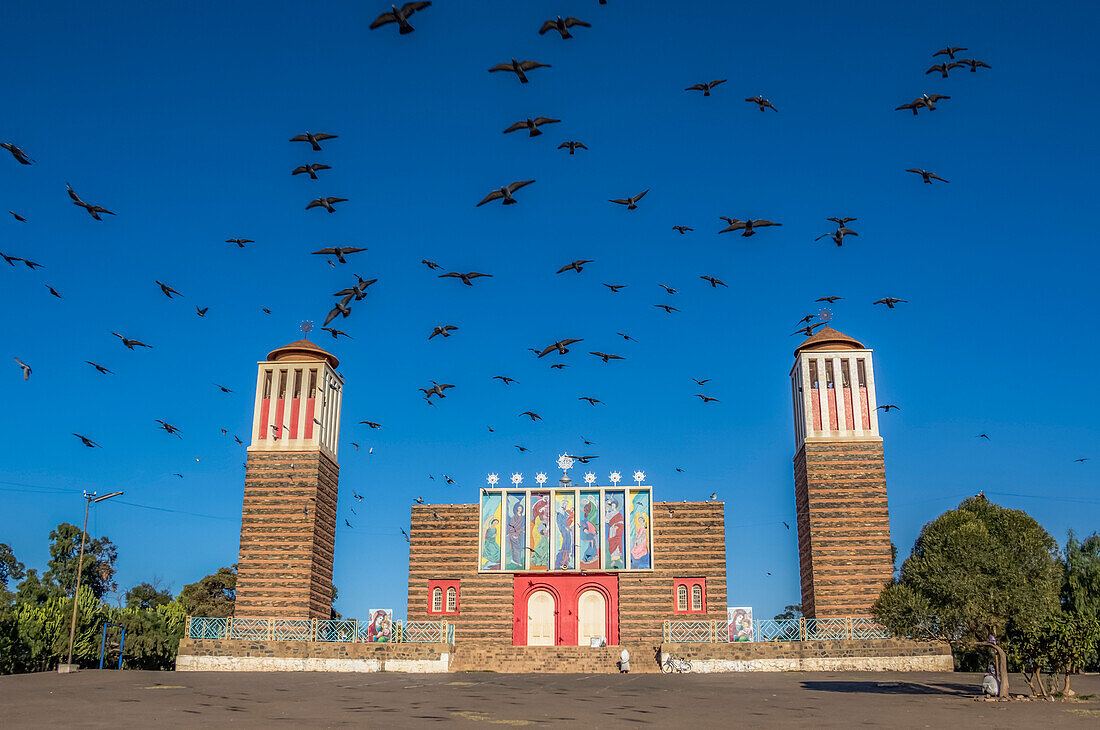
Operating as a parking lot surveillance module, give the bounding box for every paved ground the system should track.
[1,670,1098,727]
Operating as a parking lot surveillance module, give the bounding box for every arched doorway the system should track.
[577,589,606,646]
[526,590,555,646]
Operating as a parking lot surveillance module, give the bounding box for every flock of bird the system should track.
[3,5,1087,543]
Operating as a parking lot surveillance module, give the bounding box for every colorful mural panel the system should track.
[628,490,651,569]
[366,608,393,642]
[505,492,526,571]
[480,491,502,570]
[604,490,626,570]
[553,492,576,570]
[579,491,601,570]
[528,491,551,571]
[728,607,754,643]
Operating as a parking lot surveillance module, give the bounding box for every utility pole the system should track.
[59,490,122,674]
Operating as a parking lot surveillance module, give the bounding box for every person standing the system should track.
[619,648,630,674]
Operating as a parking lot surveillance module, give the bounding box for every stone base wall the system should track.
[176,639,451,673]
[661,639,953,673]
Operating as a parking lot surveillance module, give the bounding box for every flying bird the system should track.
[693,379,711,386]
[477,180,535,206]
[557,259,594,274]
[933,46,967,59]
[421,259,442,270]
[113,333,152,350]
[401,528,410,543]
[488,59,552,84]
[21,259,43,270]
[603,283,626,293]
[582,438,594,446]
[225,238,253,248]
[46,285,62,299]
[792,323,827,337]
[10,211,26,222]
[827,217,857,227]
[658,284,677,294]
[438,271,492,286]
[906,168,949,184]
[13,358,31,380]
[672,226,693,234]
[590,351,623,363]
[369,2,431,34]
[1,142,32,165]
[617,332,636,342]
[503,117,561,137]
[816,296,843,303]
[493,376,518,385]
[816,228,858,246]
[515,445,530,452]
[85,361,113,375]
[324,296,353,327]
[67,183,115,220]
[289,131,338,151]
[976,434,990,439]
[896,94,950,115]
[538,339,583,357]
[695,394,719,403]
[957,58,991,72]
[795,315,815,325]
[214,384,232,393]
[73,434,100,448]
[569,455,599,464]
[1,252,22,266]
[926,62,964,78]
[558,141,587,155]
[539,16,590,39]
[234,436,244,445]
[578,397,602,406]
[1073,458,1088,462]
[429,325,459,339]
[700,275,727,288]
[195,306,208,317]
[443,475,456,485]
[420,382,455,400]
[609,190,649,210]
[877,404,901,412]
[155,280,182,298]
[550,363,568,369]
[155,420,183,437]
[745,96,777,111]
[520,411,542,421]
[312,246,365,264]
[306,197,348,213]
[322,327,352,339]
[685,79,727,97]
[654,304,679,313]
[292,163,332,180]
[345,519,353,528]
[873,297,908,308]
[360,421,383,429]
[719,217,781,236]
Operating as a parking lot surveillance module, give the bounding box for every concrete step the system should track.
[450,644,660,673]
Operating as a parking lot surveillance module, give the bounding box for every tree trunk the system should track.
[978,642,1010,698]
[1062,671,1075,697]
[1024,668,1046,698]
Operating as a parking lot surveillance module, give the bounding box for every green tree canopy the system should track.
[125,582,173,610]
[42,523,118,600]
[773,604,802,621]
[1062,531,1100,617]
[0,544,25,592]
[178,566,236,617]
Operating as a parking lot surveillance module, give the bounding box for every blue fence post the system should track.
[118,627,126,670]
[99,623,108,669]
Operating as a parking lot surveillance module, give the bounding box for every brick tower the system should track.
[234,339,344,618]
[790,327,893,619]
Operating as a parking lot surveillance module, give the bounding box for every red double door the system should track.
[512,574,619,646]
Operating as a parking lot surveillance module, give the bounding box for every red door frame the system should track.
[512,574,618,646]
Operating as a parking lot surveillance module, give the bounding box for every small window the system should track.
[446,587,456,612]
[677,585,688,611]
[277,369,287,399]
[808,359,819,389]
[263,370,273,399]
[691,585,702,611]
[673,578,706,614]
[825,359,835,389]
[857,359,867,388]
[309,369,318,398]
[428,580,460,615]
[840,359,851,389]
[292,369,302,398]
[432,587,442,612]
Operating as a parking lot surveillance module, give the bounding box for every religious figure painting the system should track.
[553,492,576,570]
[480,491,502,570]
[366,608,393,643]
[579,491,601,570]
[628,490,651,569]
[505,492,526,571]
[728,607,754,643]
[604,490,626,570]
[528,492,550,571]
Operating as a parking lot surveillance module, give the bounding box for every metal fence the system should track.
[186,617,454,644]
[664,617,898,643]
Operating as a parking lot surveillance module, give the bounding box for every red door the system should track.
[512,574,618,646]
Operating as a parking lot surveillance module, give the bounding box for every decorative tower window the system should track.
[432,587,443,612]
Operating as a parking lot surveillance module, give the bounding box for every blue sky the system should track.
[2,1,1098,621]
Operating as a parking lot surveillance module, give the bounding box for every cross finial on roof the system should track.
[300,321,313,339]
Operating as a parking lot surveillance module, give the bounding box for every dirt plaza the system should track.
[2,670,1098,728]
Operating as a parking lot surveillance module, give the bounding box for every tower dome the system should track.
[266,339,339,369]
[794,326,864,356]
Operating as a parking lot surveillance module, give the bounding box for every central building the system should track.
[407,460,726,647]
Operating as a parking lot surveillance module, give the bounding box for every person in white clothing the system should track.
[619,648,630,674]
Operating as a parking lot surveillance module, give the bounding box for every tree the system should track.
[126,582,173,610]
[1062,531,1100,617]
[773,604,802,621]
[178,567,236,617]
[114,601,187,670]
[42,523,118,600]
[0,544,24,592]
[15,569,60,605]
[1046,612,1100,696]
[873,495,1062,698]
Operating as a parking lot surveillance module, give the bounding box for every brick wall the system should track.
[407,500,726,646]
[794,441,893,619]
[234,451,339,618]
[178,638,448,660]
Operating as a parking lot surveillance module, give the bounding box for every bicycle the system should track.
[662,655,692,674]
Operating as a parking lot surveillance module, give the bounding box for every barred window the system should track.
[446,587,456,612]
[677,584,688,612]
[432,587,442,612]
[691,585,702,612]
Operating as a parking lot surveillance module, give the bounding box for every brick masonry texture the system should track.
[794,441,893,619]
[234,451,339,619]
[406,500,726,647]
[176,638,450,673]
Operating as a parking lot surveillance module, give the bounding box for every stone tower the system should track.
[790,327,893,619]
[234,339,344,618]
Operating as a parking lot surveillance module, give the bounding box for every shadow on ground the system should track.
[802,680,978,696]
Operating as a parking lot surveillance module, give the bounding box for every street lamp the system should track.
[60,490,122,673]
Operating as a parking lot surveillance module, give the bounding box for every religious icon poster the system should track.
[727,607,754,643]
[366,608,393,643]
